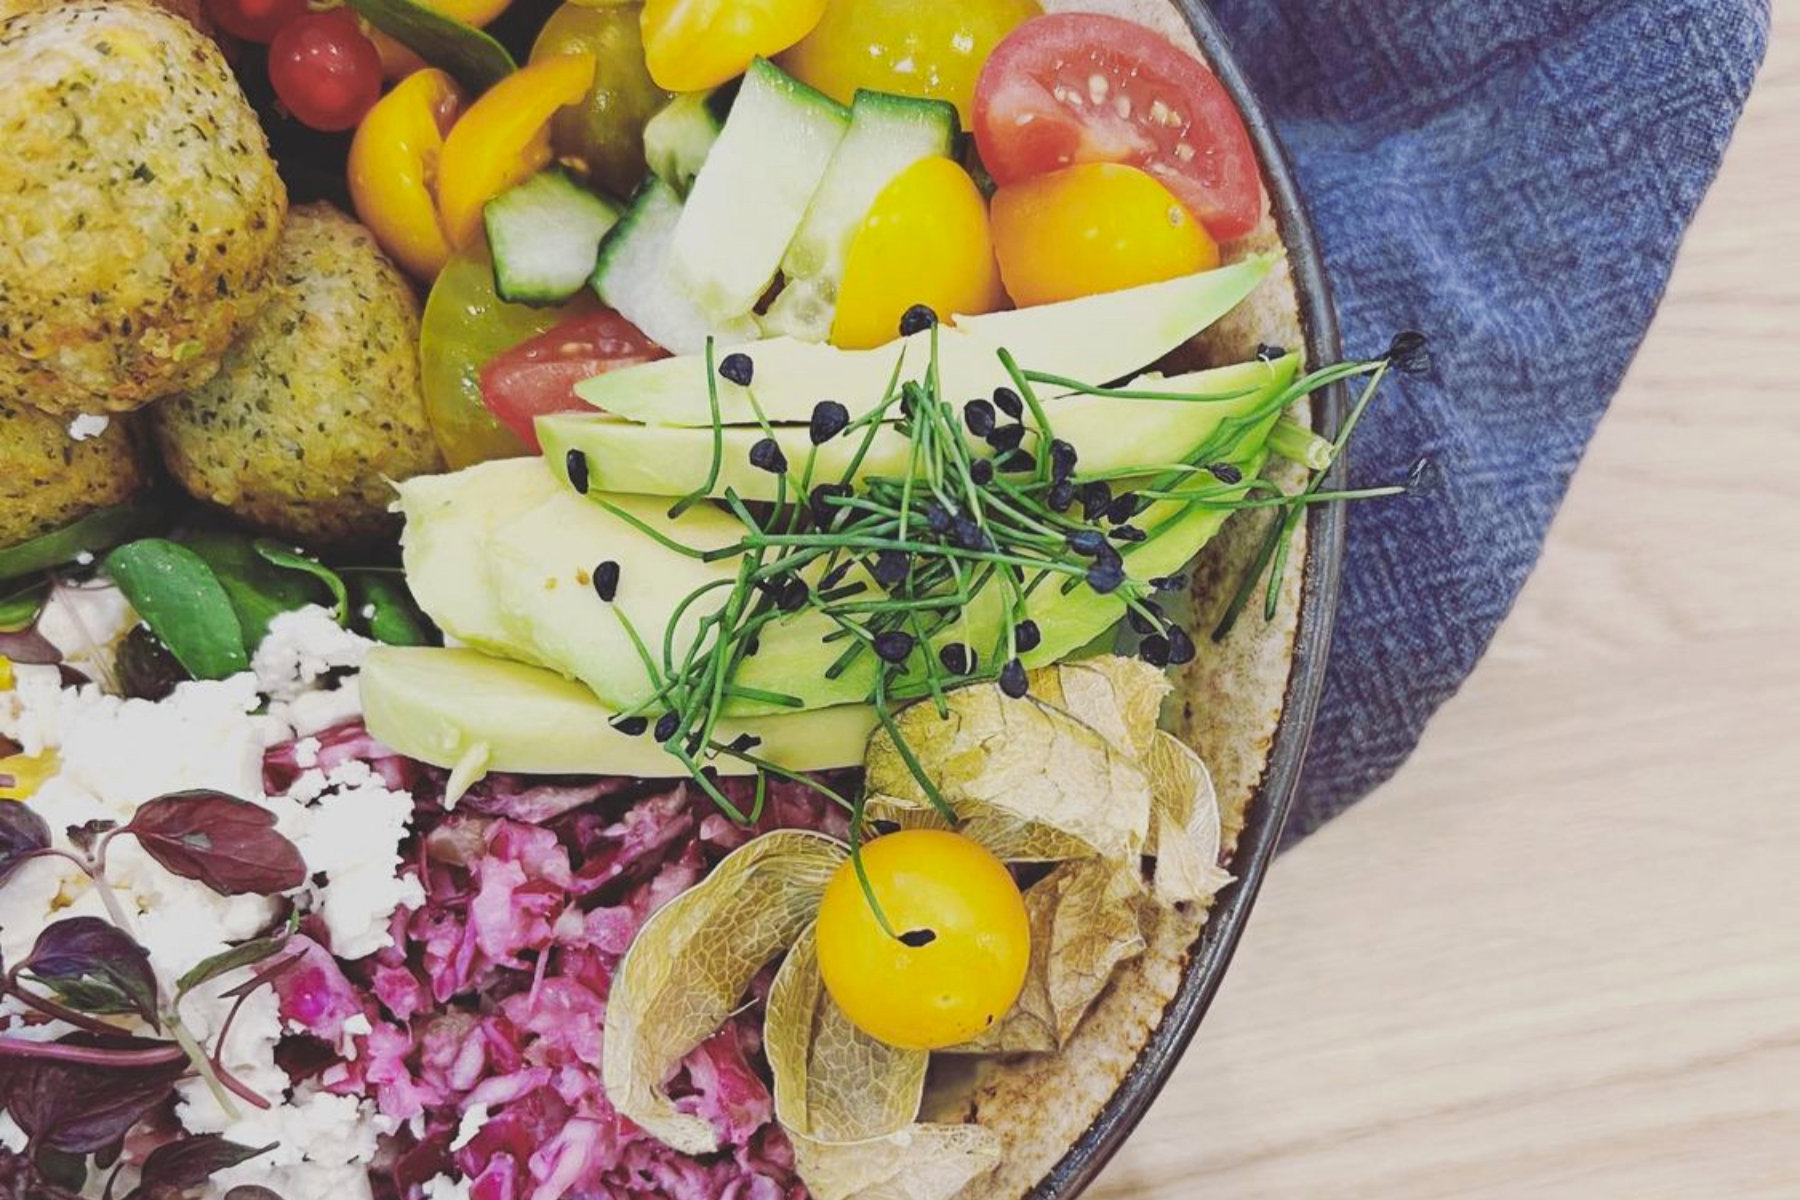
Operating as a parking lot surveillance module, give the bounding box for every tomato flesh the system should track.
[479,310,665,449]
[972,13,1261,242]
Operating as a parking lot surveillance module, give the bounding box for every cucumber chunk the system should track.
[484,169,622,305]
[763,89,958,342]
[669,58,850,323]
[592,177,759,355]
[643,84,736,195]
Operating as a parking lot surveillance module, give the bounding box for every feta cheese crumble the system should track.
[67,412,111,441]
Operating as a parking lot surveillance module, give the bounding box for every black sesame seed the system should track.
[1080,481,1113,521]
[1067,529,1108,556]
[727,733,763,754]
[1166,625,1196,665]
[818,559,853,590]
[1255,343,1288,362]
[986,423,1025,452]
[899,304,939,336]
[748,437,789,474]
[969,458,994,486]
[951,517,991,551]
[992,386,1023,419]
[1014,619,1041,654]
[810,483,851,528]
[565,449,590,495]
[1111,524,1147,543]
[1208,462,1244,484]
[809,400,849,444]
[1150,573,1187,593]
[1047,479,1076,512]
[873,630,916,664]
[998,658,1029,698]
[898,928,937,947]
[684,732,704,756]
[938,643,975,675]
[1138,634,1172,667]
[1385,330,1431,375]
[924,503,952,534]
[592,560,620,602]
[1128,602,1163,636]
[1105,492,1140,524]
[1087,561,1126,594]
[718,352,754,386]
[744,634,761,657]
[763,575,809,611]
[963,399,996,437]
[1048,439,1078,483]
[610,715,649,737]
[871,549,911,587]
[654,713,680,742]
[998,450,1035,475]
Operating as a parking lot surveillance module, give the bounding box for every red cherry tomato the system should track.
[972,13,1262,242]
[203,0,308,43]
[268,9,383,133]
[479,309,666,449]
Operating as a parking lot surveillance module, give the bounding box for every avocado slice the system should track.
[361,645,877,781]
[572,257,1275,427]
[396,457,562,666]
[539,356,1297,504]
[403,355,1300,716]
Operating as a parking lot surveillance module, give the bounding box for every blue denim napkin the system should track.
[1204,0,1771,840]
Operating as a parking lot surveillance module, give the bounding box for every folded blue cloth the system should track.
[1205,0,1770,839]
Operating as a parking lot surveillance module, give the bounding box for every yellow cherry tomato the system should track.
[0,749,58,802]
[779,0,1040,125]
[816,829,1031,1050]
[640,0,827,93]
[436,52,596,248]
[349,69,465,281]
[990,162,1219,309]
[831,157,1004,350]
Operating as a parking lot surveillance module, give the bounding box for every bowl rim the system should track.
[1026,3,1349,1194]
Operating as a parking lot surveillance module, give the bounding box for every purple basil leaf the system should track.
[0,625,61,666]
[0,802,52,887]
[222,1189,286,1200]
[4,1040,185,1153]
[130,1135,274,1199]
[123,791,306,897]
[175,913,298,998]
[33,1146,86,1192]
[65,819,117,855]
[21,917,160,1027]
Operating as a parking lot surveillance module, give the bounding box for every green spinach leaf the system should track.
[0,502,161,583]
[253,540,349,624]
[103,540,247,680]
[179,531,328,650]
[345,570,434,646]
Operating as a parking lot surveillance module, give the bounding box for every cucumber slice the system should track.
[670,58,850,323]
[592,177,759,355]
[763,89,958,342]
[643,84,736,195]
[484,169,622,305]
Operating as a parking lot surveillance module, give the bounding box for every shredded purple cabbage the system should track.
[265,723,850,1200]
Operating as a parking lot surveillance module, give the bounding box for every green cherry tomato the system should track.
[531,2,671,200]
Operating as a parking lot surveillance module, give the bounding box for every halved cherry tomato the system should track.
[640,0,827,93]
[991,162,1218,307]
[436,52,597,248]
[832,157,1004,350]
[478,309,666,449]
[349,69,465,281]
[972,13,1262,241]
[268,8,384,133]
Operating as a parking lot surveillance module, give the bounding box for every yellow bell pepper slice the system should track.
[350,69,466,281]
[0,750,57,802]
[437,52,596,249]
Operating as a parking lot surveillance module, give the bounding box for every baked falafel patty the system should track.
[0,403,152,550]
[153,204,445,549]
[0,0,286,416]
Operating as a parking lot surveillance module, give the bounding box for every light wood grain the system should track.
[1096,7,1800,1198]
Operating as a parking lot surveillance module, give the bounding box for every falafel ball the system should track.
[0,0,285,416]
[152,204,445,549]
[0,402,153,550]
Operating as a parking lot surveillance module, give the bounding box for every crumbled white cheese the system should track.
[190,1085,384,1200]
[422,1173,473,1200]
[450,1103,490,1152]
[0,1111,25,1154]
[67,413,111,441]
[292,736,322,769]
[283,761,424,960]
[253,606,372,701]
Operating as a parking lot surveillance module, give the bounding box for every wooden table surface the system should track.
[1096,9,1800,1199]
